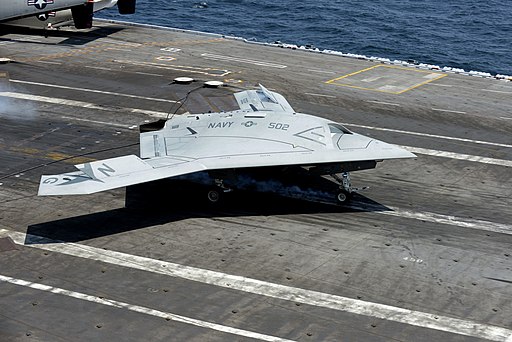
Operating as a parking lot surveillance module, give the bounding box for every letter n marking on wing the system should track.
[97,163,116,177]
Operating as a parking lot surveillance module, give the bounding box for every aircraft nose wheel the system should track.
[336,190,351,204]
[332,172,353,205]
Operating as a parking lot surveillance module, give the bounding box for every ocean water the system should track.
[97,0,512,76]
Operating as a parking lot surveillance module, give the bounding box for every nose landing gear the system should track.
[332,172,356,204]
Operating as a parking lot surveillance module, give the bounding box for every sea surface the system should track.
[97,0,512,76]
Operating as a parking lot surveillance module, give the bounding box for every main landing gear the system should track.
[206,179,232,204]
[206,189,221,203]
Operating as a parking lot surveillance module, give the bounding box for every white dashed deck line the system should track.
[0,92,169,118]
[341,122,512,149]
[403,146,512,167]
[10,79,177,103]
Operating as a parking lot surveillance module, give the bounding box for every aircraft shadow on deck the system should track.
[26,178,390,245]
[0,25,124,45]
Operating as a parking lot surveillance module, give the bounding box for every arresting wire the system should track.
[0,142,139,182]
[166,85,205,120]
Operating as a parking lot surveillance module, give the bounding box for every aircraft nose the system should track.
[366,139,416,159]
[336,133,415,159]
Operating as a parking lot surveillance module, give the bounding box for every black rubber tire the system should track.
[336,191,351,205]
[207,189,222,204]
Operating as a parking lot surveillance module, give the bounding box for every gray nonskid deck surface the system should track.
[0,22,511,341]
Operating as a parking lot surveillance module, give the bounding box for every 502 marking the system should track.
[268,122,289,131]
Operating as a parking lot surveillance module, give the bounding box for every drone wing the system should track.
[38,155,206,195]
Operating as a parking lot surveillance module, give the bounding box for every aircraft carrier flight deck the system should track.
[0,21,511,341]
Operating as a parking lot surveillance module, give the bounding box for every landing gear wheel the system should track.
[336,191,351,205]
[207,189,221,204]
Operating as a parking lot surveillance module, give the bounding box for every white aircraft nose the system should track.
[333,132,414,160]
[366,139,417,159]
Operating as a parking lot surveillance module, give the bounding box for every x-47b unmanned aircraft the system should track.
[38,85,415,204]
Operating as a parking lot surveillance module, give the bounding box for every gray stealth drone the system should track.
[38,85,415,204]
